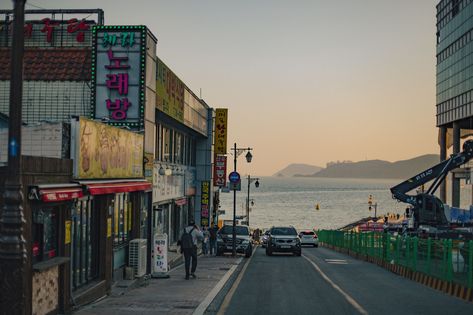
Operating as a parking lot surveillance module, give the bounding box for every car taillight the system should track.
[313,234,318,239]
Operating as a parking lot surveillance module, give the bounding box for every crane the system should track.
[390,140,473,228]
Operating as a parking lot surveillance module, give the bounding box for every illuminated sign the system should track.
[214,155,227,187]
[92,25,146,128]
[214,108,228,154]
[201,181,210,227]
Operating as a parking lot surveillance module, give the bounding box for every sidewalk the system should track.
[74,255,242,315]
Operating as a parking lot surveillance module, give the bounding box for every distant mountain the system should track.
[311,154,440,179]
[273,163,323,177]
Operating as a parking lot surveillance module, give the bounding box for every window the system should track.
[32,207,59,263]
[163,126,170,162]
[71,198,98,290]
[113,193,132,246]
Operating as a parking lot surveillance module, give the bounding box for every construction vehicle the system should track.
[390,140,473,229]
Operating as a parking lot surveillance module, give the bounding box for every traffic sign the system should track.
[229,171,240,183]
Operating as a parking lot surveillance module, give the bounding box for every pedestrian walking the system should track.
[179,220,204,280]
[209,222,218,255]
[202,226,210,255]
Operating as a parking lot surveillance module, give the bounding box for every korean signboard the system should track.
[214,155,227,187]
[214,108,228,154]
[201,181,210,227]
[73,117,144,179]
[152,233,168,275]
[0,9,100,48]
[156,58,185,123]
[92,25,147,128]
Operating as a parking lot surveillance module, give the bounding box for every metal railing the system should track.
[318,230,473,288]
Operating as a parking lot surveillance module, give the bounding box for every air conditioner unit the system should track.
[129,239,147,277]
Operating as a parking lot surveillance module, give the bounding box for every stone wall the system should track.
[32,266,58,315]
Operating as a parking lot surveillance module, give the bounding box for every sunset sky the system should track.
[1,0,440,176]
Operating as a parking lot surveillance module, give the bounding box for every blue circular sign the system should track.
[228,171,240,183]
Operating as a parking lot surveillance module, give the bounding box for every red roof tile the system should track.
[0,48,91,81]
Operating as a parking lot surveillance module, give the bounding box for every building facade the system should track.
[436,0,473,206]
[0,9,217,314]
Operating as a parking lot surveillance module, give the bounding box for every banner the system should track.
[214,108,228,154]
[152,233,168,275]
[201,181,210,226]
[75,117,144,179]
[214,155,227,187]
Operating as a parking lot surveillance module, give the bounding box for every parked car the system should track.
[216,225,253,258]
[261,230,270,248]
[266,226,301,256]
[298,230,319,247]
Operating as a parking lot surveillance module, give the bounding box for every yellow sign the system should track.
[144,152,154,183]
[214,108,228,154]
[156,58,184,122]
[65,220,71,245]
[77,118,144,179]
[107,218,112,238]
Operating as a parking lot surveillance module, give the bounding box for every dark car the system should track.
[261,230,270,248]
[217,225,253,258]
[266,226,301,256]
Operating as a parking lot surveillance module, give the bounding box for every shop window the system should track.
[71,198,98,290]
[32,207,59,264]
[113,193,133,246]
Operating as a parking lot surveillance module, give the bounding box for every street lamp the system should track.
[246,175,260,227]
[230,143,253,257]
[0,0,28,313]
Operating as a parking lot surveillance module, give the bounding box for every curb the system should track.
[203,249,256,314]
[321,242,473,304]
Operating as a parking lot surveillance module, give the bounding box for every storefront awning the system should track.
[29,184,83,202]
[85,181,152,195]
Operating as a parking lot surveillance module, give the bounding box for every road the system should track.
[219,246,473,315]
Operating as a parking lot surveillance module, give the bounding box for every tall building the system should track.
[436,0,473,206]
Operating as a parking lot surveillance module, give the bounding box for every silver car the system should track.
[299,230,319,247]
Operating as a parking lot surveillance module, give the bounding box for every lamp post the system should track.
[246,175,259,227]
[0,0,28,313]
[230,143,253,257]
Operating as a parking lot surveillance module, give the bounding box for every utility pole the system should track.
[0,1,28,314]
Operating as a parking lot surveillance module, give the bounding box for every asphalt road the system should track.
[221,246,473,315]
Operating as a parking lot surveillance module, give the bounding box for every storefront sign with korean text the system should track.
[213,155,227,187]
[214,108,228,154]
[201,181,210,226]
[73,117,144,179]
[92,26,147,128]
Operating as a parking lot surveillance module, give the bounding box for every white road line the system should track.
[302,254,369,315]
[216,246,257,315]
[192,257,242,315]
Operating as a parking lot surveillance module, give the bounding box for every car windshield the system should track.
[271,227,297,236]
[220,226,249,235]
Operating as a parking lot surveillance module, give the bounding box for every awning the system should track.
[29,184,83,203]
[85,181,152,195]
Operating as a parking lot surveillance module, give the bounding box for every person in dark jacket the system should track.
[180,220,204,280]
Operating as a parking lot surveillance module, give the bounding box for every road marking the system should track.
[192,257,242,315]
[302,254,368,315]
[216,246,257,315]
[325,259,348,265]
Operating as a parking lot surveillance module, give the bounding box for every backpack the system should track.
[180,227,195,249]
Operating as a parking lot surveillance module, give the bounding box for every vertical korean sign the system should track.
[201,181,210,227]
[214,109,228,154]
[92,26,147,128]
[214,155,227,187]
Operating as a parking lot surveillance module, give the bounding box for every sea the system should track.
[218,176,473,231]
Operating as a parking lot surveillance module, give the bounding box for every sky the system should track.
[1,0,440,176]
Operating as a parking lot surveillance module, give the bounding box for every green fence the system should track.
[318,230,473,289]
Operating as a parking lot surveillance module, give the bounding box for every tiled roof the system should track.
[0,48,91,81]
